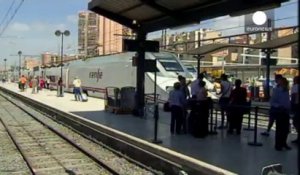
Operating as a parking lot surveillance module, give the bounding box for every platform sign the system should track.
[123,39,159,52]
[145,60,158,72]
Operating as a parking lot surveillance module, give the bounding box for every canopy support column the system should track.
[135,30,146,116]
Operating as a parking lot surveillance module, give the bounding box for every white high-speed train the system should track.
[30,52,197,102]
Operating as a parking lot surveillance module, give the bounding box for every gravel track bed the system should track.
[0,120,31,175]
[0,94,160,175]
[0,98,112,175]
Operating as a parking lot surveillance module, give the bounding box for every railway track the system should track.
[0,119,31,174]
[0,86,237,175]
[0,95,157,175]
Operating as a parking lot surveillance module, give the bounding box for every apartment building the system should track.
[78,11,131,57]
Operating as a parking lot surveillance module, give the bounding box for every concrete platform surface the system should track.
[0,82,298,175]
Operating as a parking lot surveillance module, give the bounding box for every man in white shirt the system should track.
[217,74,232,129]
[191,73,204,98]
[73,77,82,101]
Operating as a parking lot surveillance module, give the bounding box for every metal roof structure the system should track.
[88,0,288,33]
[185,33,298,55]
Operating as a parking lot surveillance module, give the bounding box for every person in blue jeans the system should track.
[73,77,82,101]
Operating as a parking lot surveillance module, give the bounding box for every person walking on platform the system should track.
[46,77,50,89]
[19,75,27,92]
[217,74,232,129]
[291,76,299,144]
[261,74,283,136]
[168,82,187,135]
[36,76,40,93]
[73,77,82,101]
[270,77,291,151]
[31,76,38,94]
[227,79,247,135]
[39,77,45,90]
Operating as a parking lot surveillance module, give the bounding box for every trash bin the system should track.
[120,87,135,111]
[105,87,120,111]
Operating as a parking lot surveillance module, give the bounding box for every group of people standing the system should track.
[167,73,213,137]
[18,75,50,93]
[167,73,251,138]
[168,72,299,151]
[218,74,249,135]
[18,75,86,102]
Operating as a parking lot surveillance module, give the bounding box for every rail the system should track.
[0,93,122,175]
[0,86,236,175]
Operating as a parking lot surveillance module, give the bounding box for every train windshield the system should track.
[154,53,184,72]
[185,65,197,73]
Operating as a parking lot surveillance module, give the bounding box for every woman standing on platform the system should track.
[270,77,291,151]
[168,82,187,135]
[227,79,247,135]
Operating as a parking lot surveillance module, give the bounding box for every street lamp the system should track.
[18,51,22,78]
[55,30,70,97]
[4,58,7,81]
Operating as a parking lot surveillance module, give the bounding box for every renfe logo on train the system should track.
[89,68,103,82]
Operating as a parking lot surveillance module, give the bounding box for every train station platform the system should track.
[0,82,298,175]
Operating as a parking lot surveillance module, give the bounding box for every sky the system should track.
[0,0,298,67]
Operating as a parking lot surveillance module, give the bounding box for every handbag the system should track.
[163,102,171,112]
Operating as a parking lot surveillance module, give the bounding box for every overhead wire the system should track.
[0,0,17,28]
[0,0,25,38]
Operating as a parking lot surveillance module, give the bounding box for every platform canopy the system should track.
[185,33,298,55]
[88,0,288,33]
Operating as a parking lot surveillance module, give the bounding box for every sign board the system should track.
[145,60,158,72]
[123,39,159,52]
[245,10,274,33]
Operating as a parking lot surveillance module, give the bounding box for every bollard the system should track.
[244,106,254,131]
[152,104,162,144]
[213,107,219,133]
[248,106,263,146]
[209,102,217,135]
